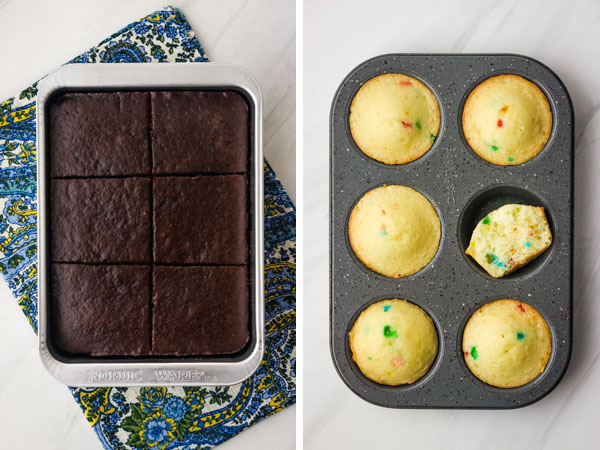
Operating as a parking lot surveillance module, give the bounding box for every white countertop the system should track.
[0,1,295,449]
[304,0,600,449]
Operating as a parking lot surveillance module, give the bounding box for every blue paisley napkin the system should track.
[0,6,296,450]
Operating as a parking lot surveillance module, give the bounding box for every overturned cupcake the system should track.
[462,74,552,165]
[349,73,440,164]
[348,185,441,278]
[463,299,551,388]
[349,299,438,385]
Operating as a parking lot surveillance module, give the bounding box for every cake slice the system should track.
[466,204,552,277]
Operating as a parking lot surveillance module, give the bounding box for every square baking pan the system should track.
[330,54,573,408]
[37,63,264,386]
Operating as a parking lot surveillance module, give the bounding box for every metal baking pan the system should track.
[330,54,573,408]
[37,63,264,386]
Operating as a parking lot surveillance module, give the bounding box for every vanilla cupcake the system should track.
[348,185,441,278]
[463,299,552,388]
[349,299,438,385]
[466,204,552,278]
[349,73,440,164]
[462,74,552,165]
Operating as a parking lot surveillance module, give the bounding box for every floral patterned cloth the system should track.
[0,6,296,450]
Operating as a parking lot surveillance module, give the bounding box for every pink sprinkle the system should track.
[398,80,413,86]
[401,121,413,128]
[393,356,404,367]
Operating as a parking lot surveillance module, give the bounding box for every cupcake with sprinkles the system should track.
[349,299,438,386]
[349,73,441,164]
[462,74,552,165]
[348,184,441,278]
[466,204,552,278]
[463,299,552,388]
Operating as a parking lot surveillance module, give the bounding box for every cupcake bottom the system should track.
[463,299,551,388]
[349,299,438,385]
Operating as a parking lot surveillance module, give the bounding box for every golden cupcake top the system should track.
[463,299,552,388]
[348,185,441,278]
[349,73,440,164]
[466,204,552,278]
[349,299,438,386]
[462,74,552,165]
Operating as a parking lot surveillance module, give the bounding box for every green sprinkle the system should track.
[368,356,372,360]
[507,156,514,162]
[525,241,531,248]
[485,253,506,268]
[415,120,422,130]
[380,230,388,237]
[383,325,398,338]
[383,305,391,312]
[517,332,525,340]
[429,133,436,141]
[491,145,499,151]
[482,217,490,225]
[470,346,478,360]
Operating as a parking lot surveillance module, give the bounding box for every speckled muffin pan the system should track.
[330,54,573,408]
[37,63,264,386]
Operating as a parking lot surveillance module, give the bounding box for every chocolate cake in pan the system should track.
[48,89,250,358]
[37,63,264,387]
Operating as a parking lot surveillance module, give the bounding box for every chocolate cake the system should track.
[153,175,248,264]
[49,92,150,177]
[48,90,251,358]
[51,264,151,356]
[51,178,151,263]
[151,91,248,174]
[152,266,249,355]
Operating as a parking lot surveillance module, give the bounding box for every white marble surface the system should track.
[0,1,295,449]
[304,0,600,449]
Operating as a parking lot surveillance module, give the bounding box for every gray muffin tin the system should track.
[329,54,573,408]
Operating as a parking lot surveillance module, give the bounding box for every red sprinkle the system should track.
[517,304,525,313]
[401,121,413,128]
[497,119,503,127]
[398,80,413,86]
[464,351,469,358]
